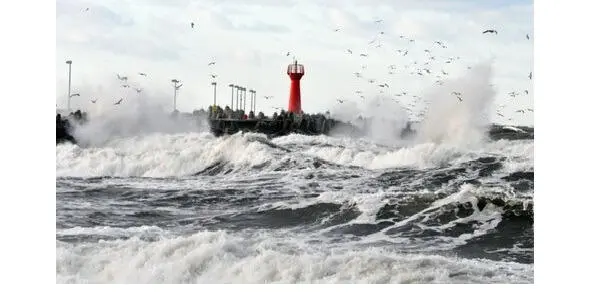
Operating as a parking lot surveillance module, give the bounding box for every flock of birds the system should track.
[68,7,532,123]
[321,19,533,122]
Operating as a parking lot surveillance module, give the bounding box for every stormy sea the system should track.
[56,66,534,284]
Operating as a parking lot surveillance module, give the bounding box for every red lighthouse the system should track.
[287,60,305,114]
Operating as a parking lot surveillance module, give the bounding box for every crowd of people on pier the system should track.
[57,104,413,144]
[205,104,353,137]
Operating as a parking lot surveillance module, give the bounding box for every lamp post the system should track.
[171,79,182,112]
[253,90,257,113]
[211,81,217,108]
[229,84,235,111]
[249,89,254,113]
[242,87,247,112]
[66,60,72,111]
[238,86,243,111]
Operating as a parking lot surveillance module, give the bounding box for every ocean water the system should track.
[56,125,533,284]
[56,63,534,284]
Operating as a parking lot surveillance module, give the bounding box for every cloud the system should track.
[56,0,534,126]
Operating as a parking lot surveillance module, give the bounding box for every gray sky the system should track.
[56,0,533,126]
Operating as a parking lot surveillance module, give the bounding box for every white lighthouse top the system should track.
[287,60,305,74]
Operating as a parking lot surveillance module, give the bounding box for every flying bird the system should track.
[210,74,217,78]
[525,90,529,94]
[116,74,127,81]
[360,53,368,57]
[286,52,290,56]
[191,22,195,29]
[70,93,80,97]
[375,19,383,23]
[138,72,147,76]
[90,98,97,104]
[263,95,274,100]
[208,61,216,66]
[334,28,340,32]
[483,29,498,34]
[83,8,89,12]
[337,99,344,103]
[347,49,353,54]
[121,84,130,88]
[516,109,525,114]
[114,98,123,105]
[526,34,530,40]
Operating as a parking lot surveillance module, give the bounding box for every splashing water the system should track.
[415,62,496,147]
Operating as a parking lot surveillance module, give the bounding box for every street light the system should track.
[211,81,218,108]
[253,90,257,113]
[171,79,182,112]
[242,87,247,112]
[66,60,72,111]
[229,84,235,111]
[238,86,243,111]
[249,89,254,113]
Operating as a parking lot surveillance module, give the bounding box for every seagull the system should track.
[334,28,340,32]
[527,108,533,112]
[360,53,368,57]
[286,52,290,56]
[347,49,353,54]
[138,72,147,76]
[483,29,498,34]
[208,61,216,66]
[496,112,504,117]
[525,90,529,94]
[516,109,525,114]
[70,93,80,97]
[526,34,530,40]
[116,74,127,81]
[121,84,130,88]
[337,99,344,103]
[114,98,123,105]
[442,70,448,75]
[210,74,217,78]
[90,98,97,103]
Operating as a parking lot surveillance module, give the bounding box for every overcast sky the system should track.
[56,0,533,126]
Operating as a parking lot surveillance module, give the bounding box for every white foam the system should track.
[56,230,533,284]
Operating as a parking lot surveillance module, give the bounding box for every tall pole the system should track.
[229,84,234,111]
[238,87,243,111]
[249,89,254,113]
[253,90,257,113]
[66,60,72,111]
[211,82,217,107]
[243,87,246,111]
[171,79,181,112]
